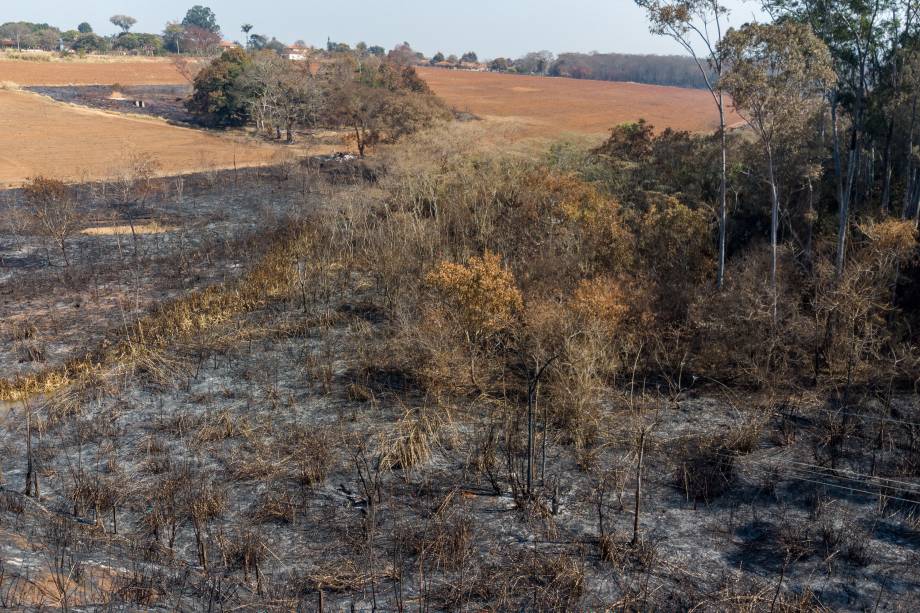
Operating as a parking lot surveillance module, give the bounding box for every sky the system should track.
[3,0,766,59]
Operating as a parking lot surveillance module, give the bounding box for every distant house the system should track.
[0,39,14,49]
[218,40,239,51]
[282,44,311,61]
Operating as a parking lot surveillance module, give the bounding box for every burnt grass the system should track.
[1,165,919,611]
[28,85,197,125]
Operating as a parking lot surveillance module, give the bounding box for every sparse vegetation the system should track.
[0,3,919,611]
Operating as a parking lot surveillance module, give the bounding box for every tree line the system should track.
[2,5,225,56]
[467,50,710,88]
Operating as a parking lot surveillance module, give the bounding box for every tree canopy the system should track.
[109,14,136,33]
[182,5,219,33]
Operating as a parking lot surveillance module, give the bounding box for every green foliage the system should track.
[77,22,92,34]
[186,48,252,127]
[71,33,110,53]
[113,32,163,54]
[719,22,836,138]
[182,5,220,33]
[109,14,137,33]
[321,57,450,155]
[248,34,268,50]
[0,21,62,50]
[162,22,184,53]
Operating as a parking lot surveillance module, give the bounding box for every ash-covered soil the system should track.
[0,162,339,380]
[28,85,196,125]
[0,166,918,611]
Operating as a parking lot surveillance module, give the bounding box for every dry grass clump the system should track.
[192,409,254,444]
[1,51,52,62]
[378,409,437,475]
[674,435,740,503]
[282,425,336,488]
[221,528,266,584]
[472,551,585,611]
[303,559,399,594]
[249,487,299,524]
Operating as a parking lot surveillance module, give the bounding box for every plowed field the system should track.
[0,89,279,187]
[416,66,739,136]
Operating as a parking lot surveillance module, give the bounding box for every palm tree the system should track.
[241,23,253,49]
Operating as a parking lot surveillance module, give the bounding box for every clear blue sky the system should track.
[3,0,764,59]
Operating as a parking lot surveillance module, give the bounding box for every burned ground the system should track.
[0,160,918,611]
[28,85,196,126]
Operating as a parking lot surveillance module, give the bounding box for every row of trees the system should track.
[0,21,64,51]
[186,47,449,155]
[548,51,710,87]
[471,50,709,88]
[1,6,222,55]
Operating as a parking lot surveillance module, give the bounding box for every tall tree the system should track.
[720,21,836,320]
[635,0,731,289]
[764,0,895,276]
[182,5,220,34]
[110,14,137,33]
[163,21,184,54]
[186,47,252,126]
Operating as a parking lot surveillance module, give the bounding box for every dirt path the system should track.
[0,89,286,187]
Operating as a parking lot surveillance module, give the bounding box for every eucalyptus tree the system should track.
[635,0,731,289]
[763,0,902,275]
[720,21,836,320]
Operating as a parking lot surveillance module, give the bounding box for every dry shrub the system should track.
[546,328,609,449]
[0,490,25,515]
[68,469,126,519]
[425,250,523,341]
[598,533,659,572]
[9,322,36,341]
[859,218,918,257]
[816,514,874,565]
[105,569,164,607]
[635,193,713,317]
[695,574,829,612]
[152,411,202,438]
[570,276,630,332]
[690,245,810,386]
[775,518,817,561]
[222,528,266,580]
[674,435,738,502]
[185,479,228,523]
[303,559,398,593]
[405,507,475,573]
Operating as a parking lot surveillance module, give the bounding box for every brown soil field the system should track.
[0,89,286,187]
[416,66,741,136]
[0,57,192,86]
